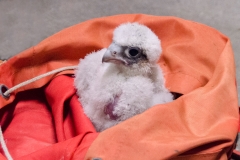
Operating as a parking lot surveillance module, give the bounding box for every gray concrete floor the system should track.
[0,0,239,103]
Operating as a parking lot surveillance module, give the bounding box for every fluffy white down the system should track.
[74,23,173,131]
[74,50,173,132]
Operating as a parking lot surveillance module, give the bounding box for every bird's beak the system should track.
[102,43,127,65]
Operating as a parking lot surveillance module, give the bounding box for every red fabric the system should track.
[0,14,239,159]
[1,75,98,159]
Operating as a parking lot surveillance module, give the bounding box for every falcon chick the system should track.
[74,23,173,131]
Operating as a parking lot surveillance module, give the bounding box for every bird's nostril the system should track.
[111,51,117,56]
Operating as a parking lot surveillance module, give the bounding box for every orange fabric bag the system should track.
[0,14,239,160]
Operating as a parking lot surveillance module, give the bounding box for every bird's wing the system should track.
[74,49,106,93]
[148,65,173,105]
[149,64,169,92]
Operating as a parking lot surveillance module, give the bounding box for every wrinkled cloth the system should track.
[0,14,239,160]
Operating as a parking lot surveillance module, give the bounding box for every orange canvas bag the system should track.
[0,14,239,160]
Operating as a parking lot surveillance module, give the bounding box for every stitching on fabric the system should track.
[169,51,206,84]
[166,40,228,86]
[165,71,205,86]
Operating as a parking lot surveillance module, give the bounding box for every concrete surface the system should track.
[0,0,239,101]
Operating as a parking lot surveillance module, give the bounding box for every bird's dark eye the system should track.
[128,47,140,57]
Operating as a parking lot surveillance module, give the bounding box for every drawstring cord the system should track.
[2,66,78,98]
[0,65,78,160]
[0,126,13,160]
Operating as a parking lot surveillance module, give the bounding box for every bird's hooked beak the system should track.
[102,43,127,65]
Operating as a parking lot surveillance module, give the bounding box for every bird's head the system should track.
[102,22,162,74]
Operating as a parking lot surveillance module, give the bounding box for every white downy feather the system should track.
[74,23,173,131]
